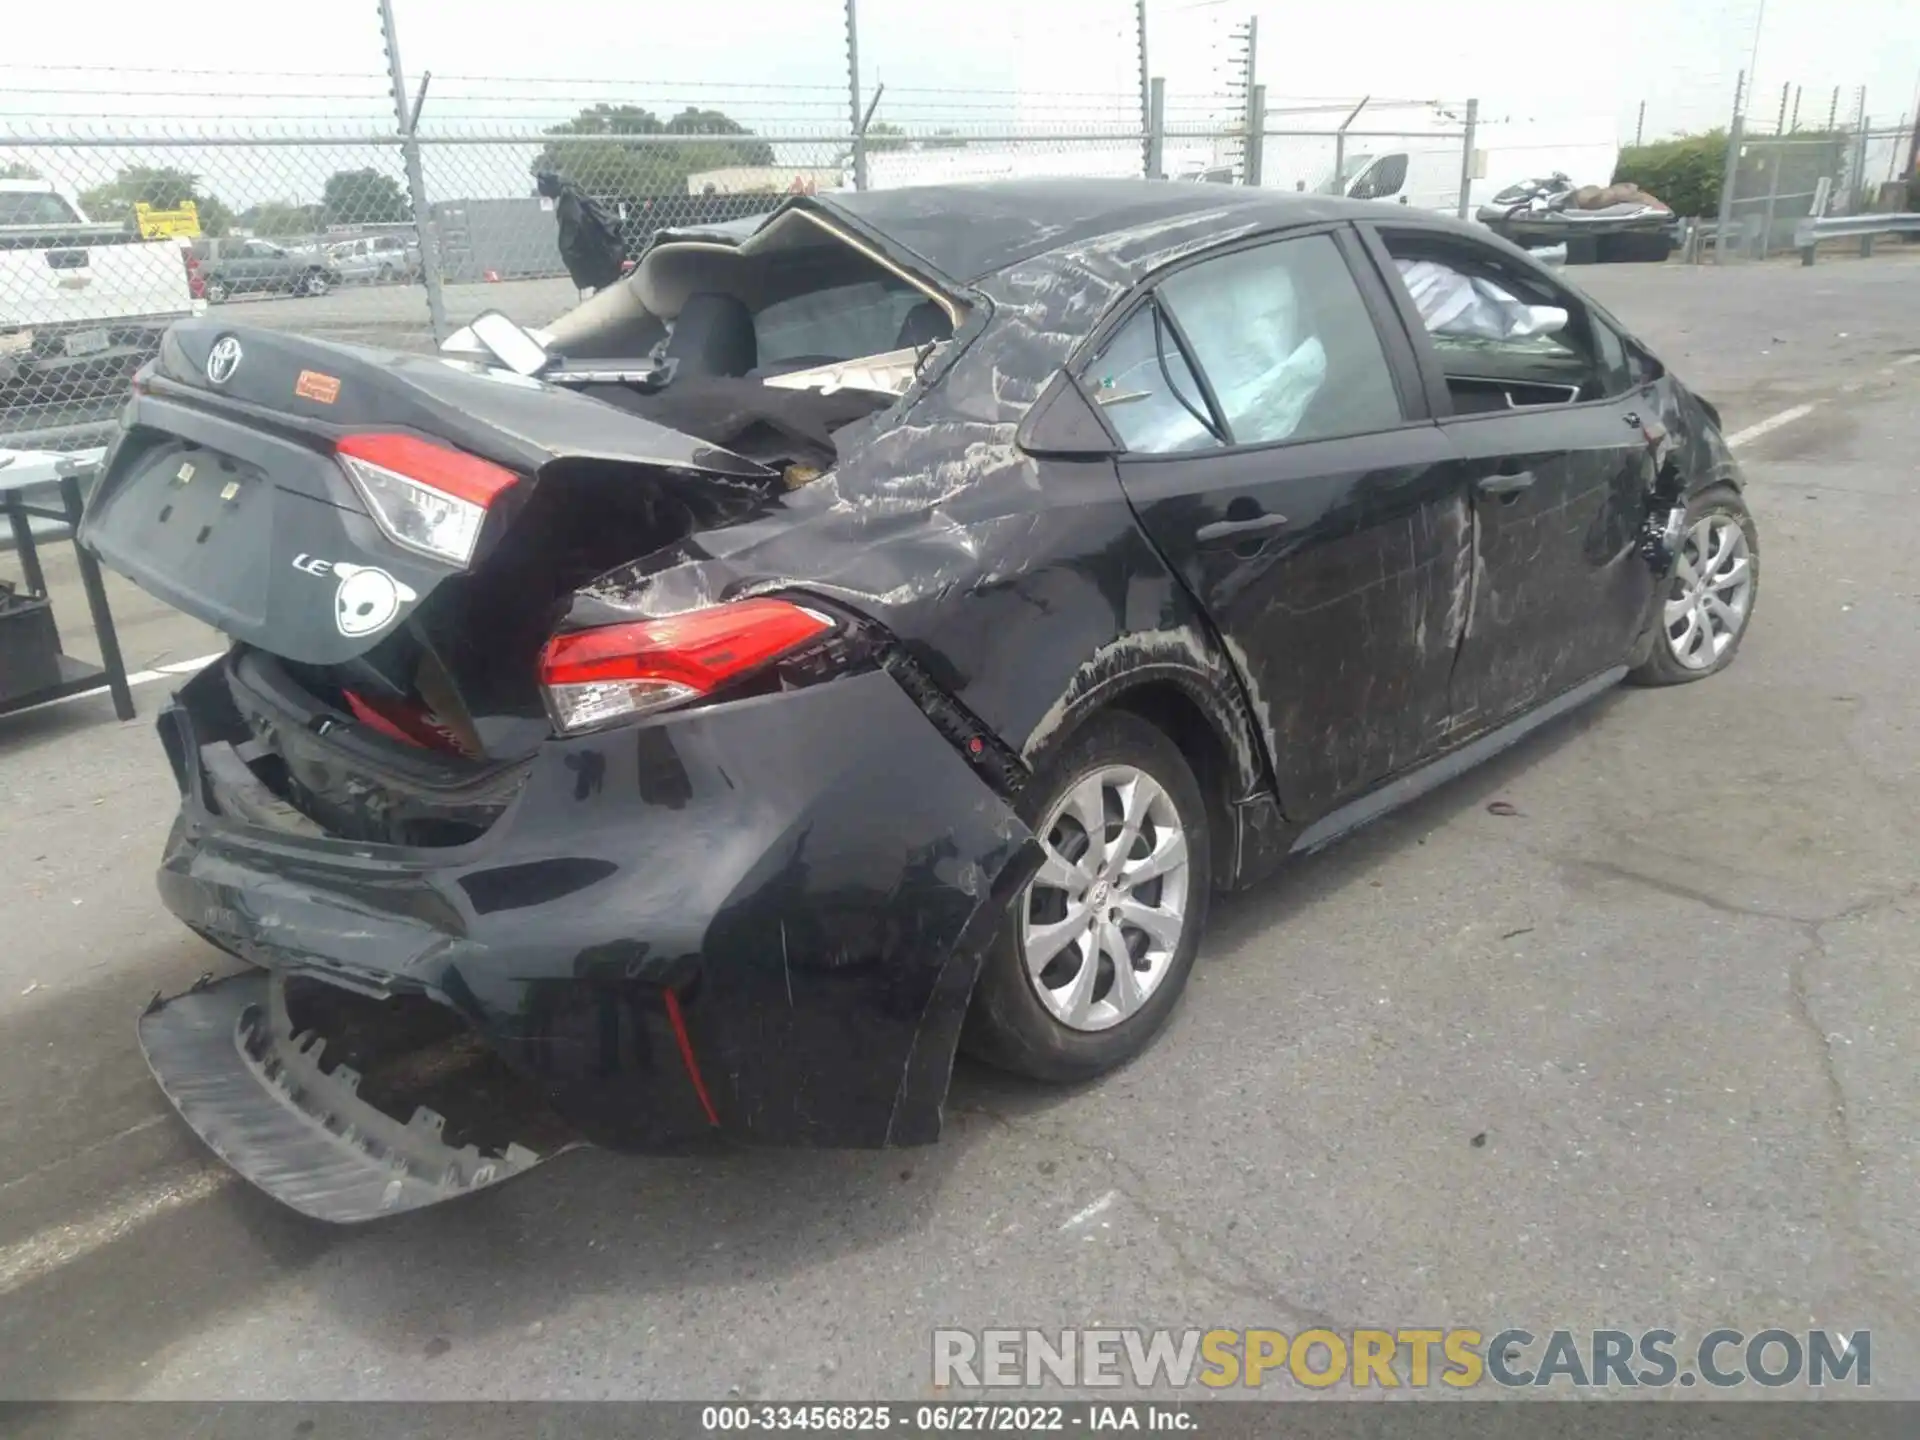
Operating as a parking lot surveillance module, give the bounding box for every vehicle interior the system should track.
[1379,231,1608,413]
[517,206,964,473]
[543,206,960,378]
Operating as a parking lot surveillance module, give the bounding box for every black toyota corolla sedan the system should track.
[81,178,1757,1221]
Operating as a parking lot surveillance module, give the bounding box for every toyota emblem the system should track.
[206,335,243,385]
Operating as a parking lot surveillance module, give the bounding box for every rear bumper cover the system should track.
[139,969,550,1223]
[150,666,1039,1171]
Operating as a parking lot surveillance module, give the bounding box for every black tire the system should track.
[302,270,332,298]
[963,709,1212,1083]
[205,279,229,304]
[1628,483,1759,686]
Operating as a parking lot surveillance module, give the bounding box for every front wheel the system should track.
[302,270,332,297]
[204,279,229,304]
[1628,483,1759,685]
[963,709,1211,1082]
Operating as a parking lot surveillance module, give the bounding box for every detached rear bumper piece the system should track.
[139,970,551,1223]
[152,664,1040,1175]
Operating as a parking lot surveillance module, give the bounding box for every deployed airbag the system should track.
[1394,258,1569,342]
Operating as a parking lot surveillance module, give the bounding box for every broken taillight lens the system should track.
[335,432,519,568]
[538,597,835,734]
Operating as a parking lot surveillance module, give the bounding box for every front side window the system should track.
[1084,302,1221,455]
[1380,234,1620,406]
[1157,232,1405,446]
[1350,153,1409,201]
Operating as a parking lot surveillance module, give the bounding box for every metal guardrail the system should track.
[1795,212,1920,264]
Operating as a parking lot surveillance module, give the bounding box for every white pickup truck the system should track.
[0,179,202,410]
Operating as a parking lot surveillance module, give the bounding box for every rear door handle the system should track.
[1196,512,1290,547]
[1475,470,1535,497]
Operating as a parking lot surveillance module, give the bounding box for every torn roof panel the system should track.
[807,179,1394,286]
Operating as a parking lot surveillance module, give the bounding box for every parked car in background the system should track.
[191,237,339,302]
[0,178,199,407]
[327,233,420,285]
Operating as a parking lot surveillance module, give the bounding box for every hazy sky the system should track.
[2,0,1914,208]
[3,0,1914,137]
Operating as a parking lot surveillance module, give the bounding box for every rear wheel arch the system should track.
[1024,668,1256,891]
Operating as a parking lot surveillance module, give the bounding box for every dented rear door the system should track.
[1106,227,1466,822]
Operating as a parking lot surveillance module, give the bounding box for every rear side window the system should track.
[0,191,81,226]
[1085,303,1222,455]
[754,279,936,366]
[1157,233,1405,446]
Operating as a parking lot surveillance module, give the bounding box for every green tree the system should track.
[321,168,409,226]
[534,104,775,197]
[1613,133,1726,219]
[0,162,42,180]
[865,121,910,154]
[238,200,324,238]
[77,164,233,234]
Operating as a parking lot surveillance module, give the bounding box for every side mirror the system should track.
[469,309,549,377]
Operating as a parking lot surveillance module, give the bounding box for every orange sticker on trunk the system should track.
[295,370,341,404]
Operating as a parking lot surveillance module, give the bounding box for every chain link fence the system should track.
[1719,116,1915,259]
[3,83,1479,458]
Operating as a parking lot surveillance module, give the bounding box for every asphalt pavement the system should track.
[1,252,1918,1402]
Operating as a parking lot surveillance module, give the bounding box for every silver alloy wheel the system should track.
[1664,514,1753,670]
[1018,763,1192,1032]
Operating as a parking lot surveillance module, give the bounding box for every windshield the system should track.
[0,190,82,226]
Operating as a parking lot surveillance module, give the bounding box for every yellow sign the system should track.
[134,200,201,239]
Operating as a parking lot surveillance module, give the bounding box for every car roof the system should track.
[0,178,60,194]
[811,177,1413,285]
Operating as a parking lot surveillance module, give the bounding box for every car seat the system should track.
[664,292,757,377]
[894,300,953,349]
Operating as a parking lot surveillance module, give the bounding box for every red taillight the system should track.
[334,432,520,567]
[336,432,519,508]
[538,597,834,733]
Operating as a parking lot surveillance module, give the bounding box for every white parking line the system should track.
[4,651,224,719]
[1897,354,1920,368]
[1726,403,1817,450]
[1060,1189,1117,1232]
[0,1166,231,1297]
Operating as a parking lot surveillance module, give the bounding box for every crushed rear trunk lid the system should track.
[79,319,775,670]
